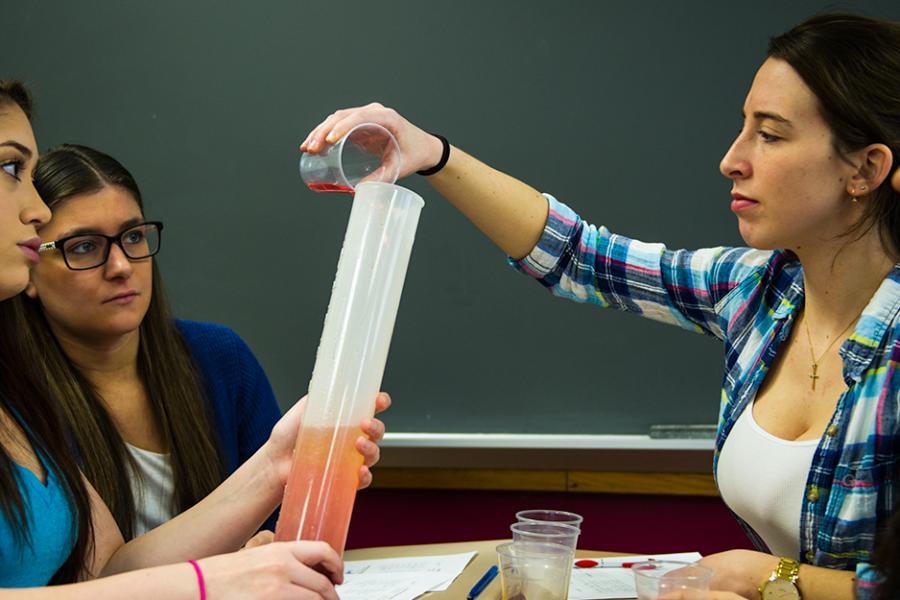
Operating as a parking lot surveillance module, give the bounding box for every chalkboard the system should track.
[8,0,899,434]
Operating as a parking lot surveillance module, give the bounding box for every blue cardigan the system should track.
[177,319,282,531]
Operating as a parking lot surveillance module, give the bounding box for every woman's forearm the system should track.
[300,106,549,261]
[703,549,862,600]
[796,563,857,600]
[2,563,196,600]
[102,447,281,574]
[426,145,549,261]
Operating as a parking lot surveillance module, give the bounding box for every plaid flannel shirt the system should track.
[511,195,900,596]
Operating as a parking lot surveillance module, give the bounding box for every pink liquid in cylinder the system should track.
[275,182,424,555]
[274,425,363,554]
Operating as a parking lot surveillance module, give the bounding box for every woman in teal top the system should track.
[0,81,388,598]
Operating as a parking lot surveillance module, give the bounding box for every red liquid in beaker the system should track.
[308,182,353,193]
[274,425,364,554]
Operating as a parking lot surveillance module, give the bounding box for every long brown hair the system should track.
[22,143,223,540]
[0,81,94,582]
[768,14,900,257]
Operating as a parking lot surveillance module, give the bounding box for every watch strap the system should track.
[774,557,801,583]
[759,557,802,600]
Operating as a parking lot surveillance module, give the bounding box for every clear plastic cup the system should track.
[275,182,424,554]
[300,122,401,192]
[510,522,580,552]
[515,509,584,529]
[497,541,573,600]
[631,561,713,600]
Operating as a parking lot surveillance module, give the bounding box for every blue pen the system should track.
[467,564,499,600]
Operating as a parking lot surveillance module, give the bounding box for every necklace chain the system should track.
[804,314,859,391]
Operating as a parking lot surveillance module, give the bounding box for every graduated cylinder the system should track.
[275,181,424,554]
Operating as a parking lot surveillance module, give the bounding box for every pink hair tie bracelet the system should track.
[187,560,207,600]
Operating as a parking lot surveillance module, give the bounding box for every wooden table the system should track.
[344,539,622,599]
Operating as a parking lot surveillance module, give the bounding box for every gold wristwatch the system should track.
[759,557,801,600]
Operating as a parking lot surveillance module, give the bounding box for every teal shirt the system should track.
[0,459,76,587]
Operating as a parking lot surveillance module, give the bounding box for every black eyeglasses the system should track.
[39,221,164,271]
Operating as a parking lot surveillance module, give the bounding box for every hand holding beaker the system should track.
[300,122,401,192]
[301,103,445,179]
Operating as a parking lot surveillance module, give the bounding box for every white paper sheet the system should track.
[569,567,636,600]
[568,552,704,600]
[337,572,450,600]
[340,551,477,597]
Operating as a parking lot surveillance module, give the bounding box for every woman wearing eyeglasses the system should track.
[12,143,388,541]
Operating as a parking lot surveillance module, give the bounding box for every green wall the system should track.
[8,0,899,433]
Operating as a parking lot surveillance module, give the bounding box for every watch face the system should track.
[762,578,800,600]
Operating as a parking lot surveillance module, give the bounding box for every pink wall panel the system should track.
[347,488,755,556]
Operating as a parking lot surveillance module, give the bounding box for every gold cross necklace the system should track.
[804,314,860,391]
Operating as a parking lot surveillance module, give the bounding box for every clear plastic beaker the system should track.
[510,522,580,552]
[497,541,573,600]
[299,123,401,192]
[632,561,713,600]
[515,509,584,529]
[275,181,424,554]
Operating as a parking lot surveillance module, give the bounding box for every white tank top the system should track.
[716,403,818,559]
[125,443,175,537]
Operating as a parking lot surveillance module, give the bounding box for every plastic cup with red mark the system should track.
[299,123,400,193]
